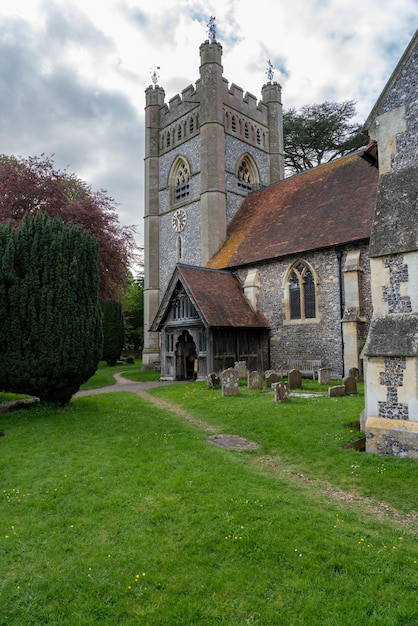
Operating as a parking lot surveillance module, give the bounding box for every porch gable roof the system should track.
[150,264,270,331]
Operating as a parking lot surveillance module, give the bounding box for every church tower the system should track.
[142,22,284,368]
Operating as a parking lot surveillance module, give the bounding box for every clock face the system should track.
[172,208,187,232]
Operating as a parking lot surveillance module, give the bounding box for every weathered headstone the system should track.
[318,367,331,385]
[234,361,247,378]
[265,371,280,388]
[206,372,221,389]
[248,371,263,389]
[343,375,357,395]
[349,367,360,380]
[272,381,290,403]
[221,368,240,396]
[288,369,302,390]
[328,385,345,397]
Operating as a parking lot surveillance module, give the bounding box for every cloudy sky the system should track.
[0,1,416,253]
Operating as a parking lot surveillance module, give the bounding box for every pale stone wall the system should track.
[363,33,418,457]
[378,44,418,172]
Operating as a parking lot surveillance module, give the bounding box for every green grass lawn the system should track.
[79,360,161,391]
[1,379,417,625]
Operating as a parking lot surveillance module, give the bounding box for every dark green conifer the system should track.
[0,213,103,404]
[100,300,125,366]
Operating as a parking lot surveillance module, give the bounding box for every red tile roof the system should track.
[207,152,378,269]
[178,265,269,328]
[151,264,270,330]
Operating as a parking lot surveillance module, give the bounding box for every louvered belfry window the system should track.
[175,161,190,203]
[237,159,252,191]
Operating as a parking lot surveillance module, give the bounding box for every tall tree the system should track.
[101,299,125,366]
[283,100,367,174]
[123,273,144,351]
[0,154,135,299]
[0,213,103,404]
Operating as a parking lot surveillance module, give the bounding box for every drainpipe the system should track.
[336,250,345,378]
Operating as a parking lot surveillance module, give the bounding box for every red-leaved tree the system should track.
[0,154,135,299]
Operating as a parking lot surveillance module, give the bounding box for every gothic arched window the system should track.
[287,261,317,321]
[237,155,259,192]
[170,158,190,204]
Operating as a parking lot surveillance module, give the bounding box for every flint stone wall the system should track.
[236,244,371,377]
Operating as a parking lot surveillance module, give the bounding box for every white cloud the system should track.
[0,0,416,251]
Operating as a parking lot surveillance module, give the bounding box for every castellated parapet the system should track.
[157,74,282,157]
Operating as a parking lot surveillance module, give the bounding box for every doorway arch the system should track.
[175,330,197,380]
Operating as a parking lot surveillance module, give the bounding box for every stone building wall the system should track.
[378,44,417,171]
[237,243,372,376]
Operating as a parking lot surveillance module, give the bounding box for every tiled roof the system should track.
[207,152,379,270]
[177,265,269,328]
[151,264,270,330]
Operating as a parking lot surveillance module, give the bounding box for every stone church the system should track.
[142,25,417,456]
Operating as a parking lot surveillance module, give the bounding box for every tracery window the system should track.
[287,261,317,321]
[238,159,252,190]
[173,159,190,203]
[237,155,259,192]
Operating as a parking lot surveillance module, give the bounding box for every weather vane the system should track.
[207,16,216,42]
[266,59,274,82]
[150,65,160,86]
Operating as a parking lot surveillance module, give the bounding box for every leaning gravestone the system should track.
[343,375,357,395]
[248,371,263,389]
[288,369,302,390]
[221,368,240,396]
[234,361,247,378]
[265,371,280,388]
[207,373,221,389]
[318,367,331,385]
[328,385,345,397]
[272,381,290,403]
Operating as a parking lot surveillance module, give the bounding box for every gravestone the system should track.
[272,381,290,403]
[328,385,345,397]
[221,368,240,396]
[343,375,357,395]
[318,367,331,385]
[288,369,302,390]
[206,373,221,389]
[234,361,247,378]
[248,371,263,389]
[349,367,360,380]
[265,371,280,388]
